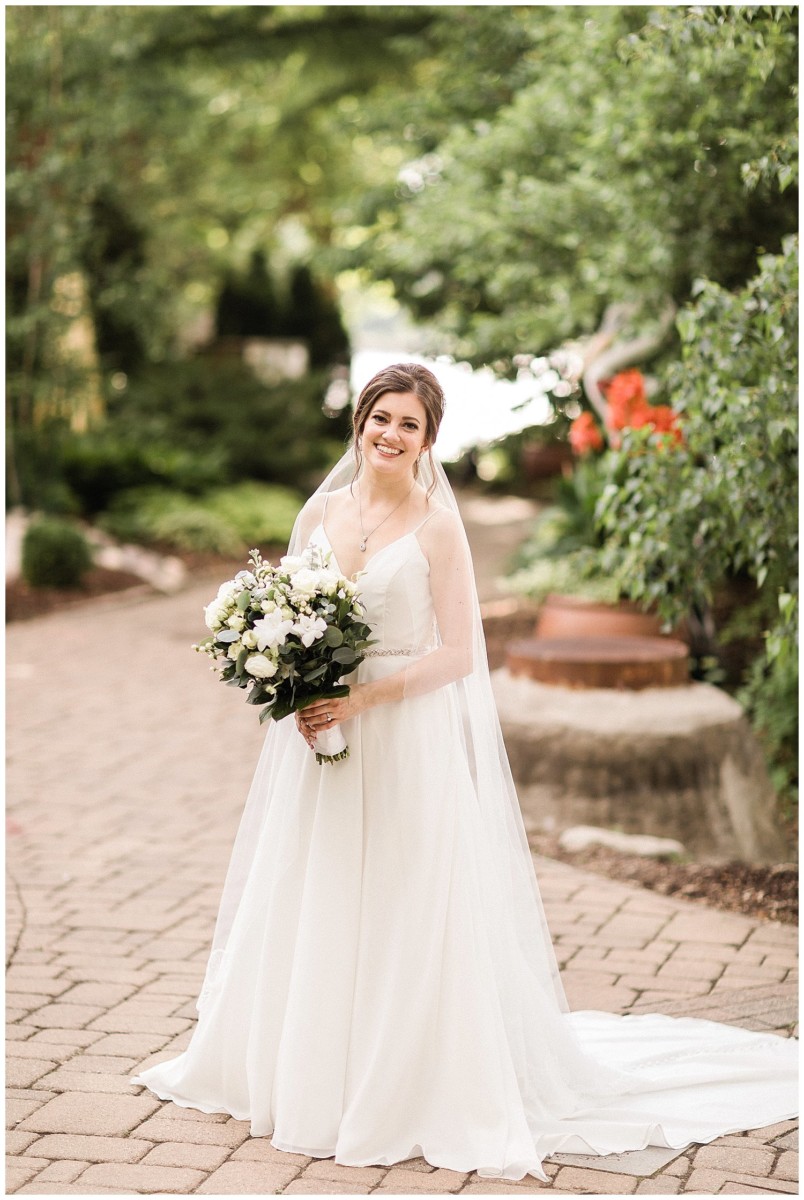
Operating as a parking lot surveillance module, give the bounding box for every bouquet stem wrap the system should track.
[311,724,349,765]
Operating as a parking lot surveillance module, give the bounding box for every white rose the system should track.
[241,629,258,650]
[288,567,319,597]
[217,579,238,601]
[204,599,228,630]
[261,599,277,614]
[227,641,242,660]
[227,615,246,630]
[279,554,306,572]
[244,654,278,679]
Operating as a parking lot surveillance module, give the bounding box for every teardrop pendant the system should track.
[359,539,367,552]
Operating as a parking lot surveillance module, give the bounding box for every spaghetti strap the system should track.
[412,505,442,535]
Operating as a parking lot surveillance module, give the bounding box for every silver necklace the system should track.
[358,479,416,552]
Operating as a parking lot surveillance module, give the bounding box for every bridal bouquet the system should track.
[195,545,374,764]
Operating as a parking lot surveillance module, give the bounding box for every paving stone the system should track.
[57,982,137,1006]
[5,1058,58,1088]
[552,1165,639,1192]
[302,1160,387,1185]
[5,1131,41,1154]
[20,1134,153,1164]
[27,1028,104,1048]
[58,1054,138,1074]
[140,1141,230,1170]
[695,1144,776,1175]
[686,1168,798,1194]
[773,1131,798,1151]
[772,1150,799,1180]
[86,1011,192,1036]
[283,1182,372,1194]
[659,915,752,947]
[196,1159,302,1192]
[146,1104,229,1124]
[34,1068,143,1095]
[26,1160,90,1184]
[22,1003,107,1029]
[18,1092,161,1136]
[6,1098,46,1127]
[458,1183,553,1194]
[84,1032,172,1057]
[77,1162,207,1191]
[635,1177,681,1194]
[132,1115,251,1147]
[15,1186,127,1195]
[380,1165,469,1191]
[6,1162,45,1192]
[231,1140,312,1165]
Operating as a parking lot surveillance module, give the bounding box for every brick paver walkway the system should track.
[6,505,798,1196]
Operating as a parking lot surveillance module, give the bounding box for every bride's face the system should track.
[361,391,429,475]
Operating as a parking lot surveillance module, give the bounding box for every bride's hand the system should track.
[297,684,371,741]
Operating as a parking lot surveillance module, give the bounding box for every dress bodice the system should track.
[310,524,437,655]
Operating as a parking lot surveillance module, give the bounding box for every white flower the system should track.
[227,641,242,660]
[261,599,277,614]
[217,579,238,602]
[241,629,258,650]
[244,654,278,679]
[292,613,328,648]
[253,609,295,651]
[235,570,257,588]
[227,615,246,631]
[287,567,320,597]
[204,599,228,630]
[279,554,306,572]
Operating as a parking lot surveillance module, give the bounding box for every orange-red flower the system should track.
[603,369,649,431]
[569,410,604,455]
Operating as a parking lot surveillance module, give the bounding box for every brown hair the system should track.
[351,363,445,497]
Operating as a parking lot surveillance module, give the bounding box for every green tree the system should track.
[344,6,798,364]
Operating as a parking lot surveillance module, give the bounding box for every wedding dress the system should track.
[132,454,797,1182]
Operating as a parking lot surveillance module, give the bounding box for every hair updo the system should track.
[351,362,446,497]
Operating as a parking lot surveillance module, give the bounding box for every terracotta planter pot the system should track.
[535,592,687,642]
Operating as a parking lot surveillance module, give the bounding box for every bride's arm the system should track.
[360,508,475,708]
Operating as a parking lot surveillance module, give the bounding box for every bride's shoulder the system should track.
[301,485,350,520]
[418,502,465,545]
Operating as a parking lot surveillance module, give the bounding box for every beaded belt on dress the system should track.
[363,646,430,658]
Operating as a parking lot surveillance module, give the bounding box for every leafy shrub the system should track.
[113,358,352,492]
[61,432,228,515]
[204,482,304,545]
[22,518,94,589]
[98,481,304,555]
[149,507,243,556]
[595,237,798,812]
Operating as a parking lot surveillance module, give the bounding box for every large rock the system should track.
[492,671,791,863]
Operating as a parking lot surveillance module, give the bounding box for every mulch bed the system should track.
[528,831,798,926]
[6,566,151,623]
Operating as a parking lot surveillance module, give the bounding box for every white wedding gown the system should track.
[132,526,798,1181]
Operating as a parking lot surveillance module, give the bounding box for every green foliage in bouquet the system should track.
[196,547,375,727]
[22,518,94,589]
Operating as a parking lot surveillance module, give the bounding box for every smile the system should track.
[375,444,403,458]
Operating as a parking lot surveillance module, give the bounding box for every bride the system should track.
[132,362,797,1181]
